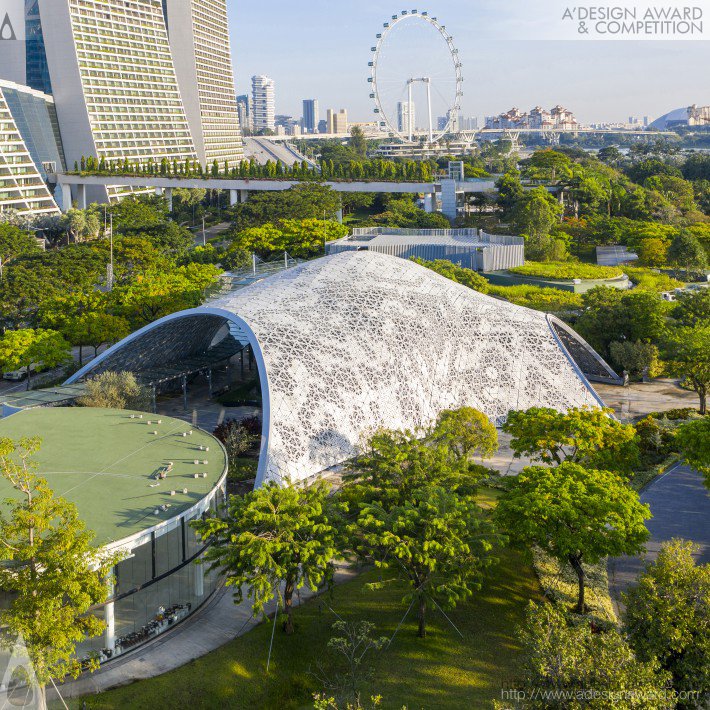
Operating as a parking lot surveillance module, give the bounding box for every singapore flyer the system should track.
[369,10,464,145]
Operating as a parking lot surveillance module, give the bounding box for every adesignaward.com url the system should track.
[499,687,705,705]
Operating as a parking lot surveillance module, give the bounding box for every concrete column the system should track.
[424,193,435,213]
[164,187,173,212]
[229,189,238,206]
[194,559,204,598]
[76,183,87,210]
[154,186,163,196]
[104,575,116,651]
[238,190,249,203]
[58,183,72,212]
[336,208,343,224]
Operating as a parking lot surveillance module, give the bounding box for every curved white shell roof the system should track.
[70,251,605,486]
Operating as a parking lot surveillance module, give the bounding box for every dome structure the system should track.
[68,251,617,486]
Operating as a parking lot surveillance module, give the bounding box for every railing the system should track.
[349,227,524,246]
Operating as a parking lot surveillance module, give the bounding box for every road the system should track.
[608,463,710,610]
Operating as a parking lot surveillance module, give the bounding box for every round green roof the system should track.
[0,408,227,547]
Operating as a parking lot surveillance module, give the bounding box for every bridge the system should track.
[49,173,498,219]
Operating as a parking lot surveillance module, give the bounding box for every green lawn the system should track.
[68,545,540,710]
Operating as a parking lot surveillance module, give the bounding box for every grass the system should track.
[216,378,262,406]
[65,549,541,709]
[509,261,623,280]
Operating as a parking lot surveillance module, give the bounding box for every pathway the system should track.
[607,463,710,612]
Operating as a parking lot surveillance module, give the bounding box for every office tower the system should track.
[326,108,348,134]
[0,80,59,216]
[397,101,415,135]
[302,99,319,133]
[162,0,243,168]
[37,0,197,202]
[251,75,275,132]
[236,94,251,133]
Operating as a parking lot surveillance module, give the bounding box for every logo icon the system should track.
[0,12,16,41]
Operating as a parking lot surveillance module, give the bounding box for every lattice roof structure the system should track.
[68,251,617,486]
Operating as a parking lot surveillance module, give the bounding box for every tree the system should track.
[636,237,669,268]
[675,418,710,486]
[511,187,563,242]
[667,232,708,277]
[664,325,710,414]
[192,482,345,634]
[514,602,672,709]
[495,462,650,613]
[349,126,368,159]
[0,328,71,389]
[0,222,41,268]
[502,406,639,473]
[78,312,131,359]
[312,620,387,708]
[609,340,661,379]
[0,438,117,710]
[355,485,496,637]
[344,408,498,510]
[623,539,710,701]
[77,371,151,410]
[575,288,669,359]
[672,288,710,327]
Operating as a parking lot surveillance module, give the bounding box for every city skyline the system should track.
[227,0,708,125]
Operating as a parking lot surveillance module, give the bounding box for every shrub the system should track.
[509,261,623,280]
[625,267,683,293]
[487,284,582,312]
[647,407,701,421]
[213,418,260,478]
[634,416,677,465]
[77,371,150,410]
[411,258,490,293]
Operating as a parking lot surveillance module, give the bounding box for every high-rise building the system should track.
[236,94,251,133]
[251,75,275,133]
[397,101,415,136]
[302,99,319,133]
[0,80,59,216]
[162,0,243,168]
[326,108,348,134]
[36,0,197,202]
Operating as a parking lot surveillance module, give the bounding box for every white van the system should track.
[2,363,42,381]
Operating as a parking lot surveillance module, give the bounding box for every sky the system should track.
[227,0,709,125]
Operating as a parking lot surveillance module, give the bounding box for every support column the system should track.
[182,374,188,411]
[164,187,173,212]
[424,193,435,213]
[336,208,343,224]
[194,559,204,598]
[239,190,249,203]
[207,369,213,398]
[229,189,238,206]
[76,183,87,210]
[104,575,116,651]
[151,385,157,414]
[58,183,72,212]
[240,350,244,378]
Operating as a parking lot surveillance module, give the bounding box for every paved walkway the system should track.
[608,463,710,613]
[594,378,698,423]
[52,566,358,700]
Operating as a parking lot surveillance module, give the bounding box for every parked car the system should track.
[2,363,42,381]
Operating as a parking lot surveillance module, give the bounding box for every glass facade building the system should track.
[0,80,59,216]
[76,487,226,663]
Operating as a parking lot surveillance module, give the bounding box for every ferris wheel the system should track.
[369,10,463,145]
